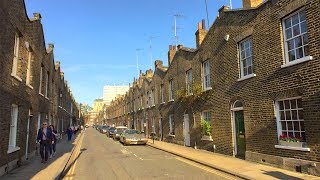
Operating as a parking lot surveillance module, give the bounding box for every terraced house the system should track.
[106,0,320,176]
[0,0,80,175]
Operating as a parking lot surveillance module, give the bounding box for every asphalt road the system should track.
[63,128,235,180]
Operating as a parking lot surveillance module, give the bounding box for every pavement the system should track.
[147,139,319,180]
[1,132,83,180]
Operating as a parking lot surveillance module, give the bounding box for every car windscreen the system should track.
[116,128,126,133]
[109,127,116,132]
[125,129,140,134]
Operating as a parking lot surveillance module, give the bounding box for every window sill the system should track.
[203,87,212,92]
[281,56,313,68]
[274,145,310,152]
[168,99,174,102]
[11,74,22,82]
[237,73,256,82]
[45,97,49,100]
[160,102,165,105]
[39,93,44,97]
[7,146,20,154]
[26,84,34,89]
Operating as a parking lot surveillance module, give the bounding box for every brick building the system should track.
[107,0,320,176]
[0,0,80,175]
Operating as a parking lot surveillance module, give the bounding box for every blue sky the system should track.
[25,0,243,106]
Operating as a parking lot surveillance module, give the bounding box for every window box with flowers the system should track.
[279,135,306,148]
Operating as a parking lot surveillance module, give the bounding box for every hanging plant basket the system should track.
[201,135,213,141]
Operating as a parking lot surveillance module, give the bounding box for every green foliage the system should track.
[175,83,206,105]
[200,119,212,136]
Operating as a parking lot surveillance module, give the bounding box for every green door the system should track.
[235,111,246,159]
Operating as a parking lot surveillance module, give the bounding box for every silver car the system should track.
[120,129,148,145]
[113,126,127,140]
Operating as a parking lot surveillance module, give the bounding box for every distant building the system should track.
[103,85,129,105]
[93,98,104,112]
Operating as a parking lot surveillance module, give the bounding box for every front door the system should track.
[25,114,30,160]
[183,114,191,146]
[159,118,163,141]
[235,110,246,159]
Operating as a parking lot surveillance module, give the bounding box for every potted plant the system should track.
[200,119,213,141]
[279,134,306,147]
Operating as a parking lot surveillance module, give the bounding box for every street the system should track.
[63,128,235,180]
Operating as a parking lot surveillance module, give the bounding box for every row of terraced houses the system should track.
[0,0,80,175]
[106,0,320,176]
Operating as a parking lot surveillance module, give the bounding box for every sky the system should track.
[24,0,243,106]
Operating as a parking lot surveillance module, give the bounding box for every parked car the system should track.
[100,125,110,134]
[120,129,148,145]
[113,126,127,140]
[107,127,116,138]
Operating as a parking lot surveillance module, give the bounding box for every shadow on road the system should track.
[262,170,304,180]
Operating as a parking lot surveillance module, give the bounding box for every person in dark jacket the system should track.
[66,127,73,141]
[37,122,54,163]
[49,125,58,158]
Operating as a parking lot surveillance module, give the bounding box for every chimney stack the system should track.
[154,60,163,69]
[195,19,208,48]
[146,69,153,78]
[242,0,263,8]
[168,45,177,66]
[47,43,54,53]
[33,13,42,21]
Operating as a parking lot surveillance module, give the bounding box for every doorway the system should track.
[232,100,246,159]
[183,114,191,146]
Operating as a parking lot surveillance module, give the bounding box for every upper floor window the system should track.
[39,66,43,95]
[160,84,165,103]
[45,71,49,98]
[151,89,155,106]
[147,91,151,107]
[186,69,193,95]
[169,79,174,101]
[11,34,20,78]
[239,38,253,77]
[26,51,33,87]
[283,10,310,64]
[202,60,211,90]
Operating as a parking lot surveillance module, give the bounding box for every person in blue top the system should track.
[37,122,54,163]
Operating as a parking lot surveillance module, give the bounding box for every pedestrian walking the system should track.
[49,125,58,158]
[37,122,54,163]
[67,127,73,141]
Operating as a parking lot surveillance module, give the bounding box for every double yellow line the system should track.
[64,134,84,180]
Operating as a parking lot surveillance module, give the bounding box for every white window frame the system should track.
[151,89,155,106]
[169,79,174,101]
[239,38,255,79]
[26,51,33,87]
[39,66,43,95]
[11,34,22,81]
[45,71,49,98]
[202,60,211,90]
[160,84,165,103]
[186,69,193,95]
[282,9,312,68]
[169,114,174,135]
[8,104,20,153]
[202,111,211,121]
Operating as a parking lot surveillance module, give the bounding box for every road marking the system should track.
[139,157,143,160]
[175,157,236,180]
[65,134,84,180]
[133,154,137,157]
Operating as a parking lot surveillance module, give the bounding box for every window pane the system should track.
[285,28,293,39]
[299,11,306,21]
[293,121,299,131]
[292,14,299,25]
[248,66,253,75]
[291,110,298,120]
[292,24,300,36]
[285,111,291,120]
[246,57,252,66]
[288,132,293,137]
[288,50,296,62]
[294,132,300,138]
[294,36,302,48]
[287,39,295,51]
[280,111,285,120]
[290,99,297,109]
[282,131,288,136]
[298,110,304,119]
[302,34,308,45]
[281,121,287,130]
[297,99,302,108]
[241,51,245,59]
[243,67,248,76]
[301,132,306,141]
[242,59,247,67]
[296,48,304,59]
[300,21,307,33]
[279,101,284,110]
[304,45,310,56]
[284,18,291,28]
[284,100,290,109]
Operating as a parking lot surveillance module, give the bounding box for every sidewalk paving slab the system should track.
[1,133,83,180]
[147,139,319,180]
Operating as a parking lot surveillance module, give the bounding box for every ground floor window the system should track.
[9,104,19,151]
[202,111,211,121]
[276,97,306,143]
[169,115,174,135]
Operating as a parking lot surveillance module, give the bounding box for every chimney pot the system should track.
[218,5,229,16]
[177,44,183,49]
[33,13,42,20]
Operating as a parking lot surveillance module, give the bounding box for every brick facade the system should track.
[107,0,320,176]
[0,0,80,175]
